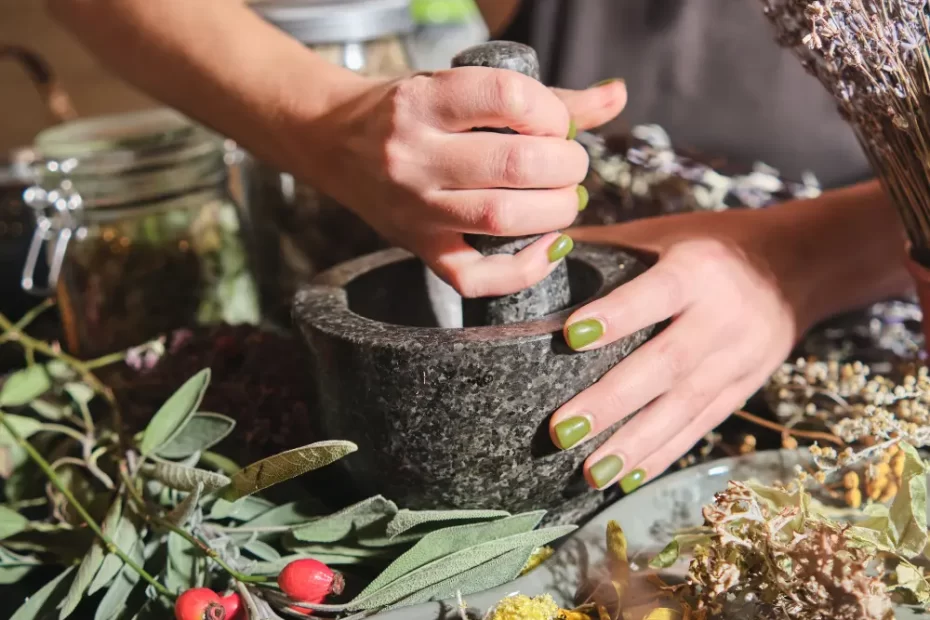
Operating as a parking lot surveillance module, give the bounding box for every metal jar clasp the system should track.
[21,181,81,296]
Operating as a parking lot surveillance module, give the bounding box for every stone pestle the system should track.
[451,41,573,327]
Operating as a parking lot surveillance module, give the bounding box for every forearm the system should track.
[474,0,521,36]
[47,0,367,174]
[768,179,912,331]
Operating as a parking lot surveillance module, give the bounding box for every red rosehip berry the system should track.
[219,592,243,620]
[277,559,344,604]
[175,588,226,620]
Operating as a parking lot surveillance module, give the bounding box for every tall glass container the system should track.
[23,109,261,358]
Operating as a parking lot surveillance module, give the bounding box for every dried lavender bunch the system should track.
[760,0,930,255]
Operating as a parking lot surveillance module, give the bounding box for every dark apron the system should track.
[502,0,871,189]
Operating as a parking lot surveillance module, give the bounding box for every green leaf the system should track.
[45,361,75,381]
[286,543,393,559]
[144,459,231,493]
[0,547,39,585]
[389,545,536,609]
[10,567,75,620]
[63,382,94,406]
[0,414,42,447]
[138,369,211,456]
[649,540,680,569]
[88,517,140,594]
[165,482,204,528]
[848,503,897,552]
[349,525,575,610]
[209,496,276,522]
[894,561,930,603]
[199,451,241,476]
[358,511,545,599]
[244,540,281,562]
[156,413,236,460]
[0,505,28,541]
[165,531,197,594]
[95,530,144,620]
[0,366,51,407]
[385,509,509,539]
[60,500,122,619]
[223,440,357,500]
[29,399,68,421]
[890,443,929,558]
[292,496,397,543]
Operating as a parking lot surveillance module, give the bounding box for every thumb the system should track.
[551,80,627,131]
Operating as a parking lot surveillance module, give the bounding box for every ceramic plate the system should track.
[370,449,925,619]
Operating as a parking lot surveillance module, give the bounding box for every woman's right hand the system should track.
[298,69,626,298]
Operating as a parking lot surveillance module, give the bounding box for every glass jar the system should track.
[243,0,415,327]
[22,108,261,358]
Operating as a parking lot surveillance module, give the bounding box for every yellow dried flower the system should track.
[814,470,827,484]
[782,435,799,450]
[879,481,899,504]
[488,594,560,620]
[520,546,554,576]
[843,471,860,490]
[892,451,906,479]
[845,487,863,509]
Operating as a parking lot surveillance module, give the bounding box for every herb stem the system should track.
[0,410,173,599]
[0,299,56,345]
[84,351,129,371]
[733,410,846,447]
[39,423,87,443]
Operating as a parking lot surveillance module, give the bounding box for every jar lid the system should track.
[252,0,415,45]
[31,108,226,209]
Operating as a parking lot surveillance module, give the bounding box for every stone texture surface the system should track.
[451,41,541,81]
[293,244,655,525]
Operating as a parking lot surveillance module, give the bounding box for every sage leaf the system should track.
[244,540,281,561]
[157,413,236,460]
[165,482,204,527]
[894,560,930,604]
[89,517,140,594]
[95,531,144,620]
[144,459,231,493]
[385,509,509,539]
[165,531,197,594]
[389,545,535,609]
[234,500,325,530]
[60,500,122,619]
[199,451,241,476]
[291,496,397,543]
[286,544,392,559]
[209,495,276,522]
[10,566,74,620]
[29,399,67,421]
[63,382,94,406]
[359,511,545,597]
[0,564,33,584]
[649,540,680,569]
[890,442,929,558]
[349,525,575,610]
[0,505,28,541]
[0,366,51,407]
[138,369,211,456]
[223,440,357,500]
[0,414,42,447]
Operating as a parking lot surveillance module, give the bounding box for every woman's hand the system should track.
[299,71,626,298]
[547,189,912,493]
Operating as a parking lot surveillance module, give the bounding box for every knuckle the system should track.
[474,195,511,235]
[446,267,482,299]
[499,144,534,186]
[487,71,528,117]
[655,337,692,380]
[651,265,687,314]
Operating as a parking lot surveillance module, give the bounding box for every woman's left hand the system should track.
[548,207,815,493]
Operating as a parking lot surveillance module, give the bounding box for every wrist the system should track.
[763,181,911,335]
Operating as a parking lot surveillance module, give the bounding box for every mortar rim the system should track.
[292,244,648,348]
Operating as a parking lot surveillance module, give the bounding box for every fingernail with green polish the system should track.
[566,318,603,350]
[548,234,574,263]
[567,119,578,140]
[590,455,624,489]
[620,468,646,494]
[577,185,589,211]
[554,416,591,450]
[592,78,621,88]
